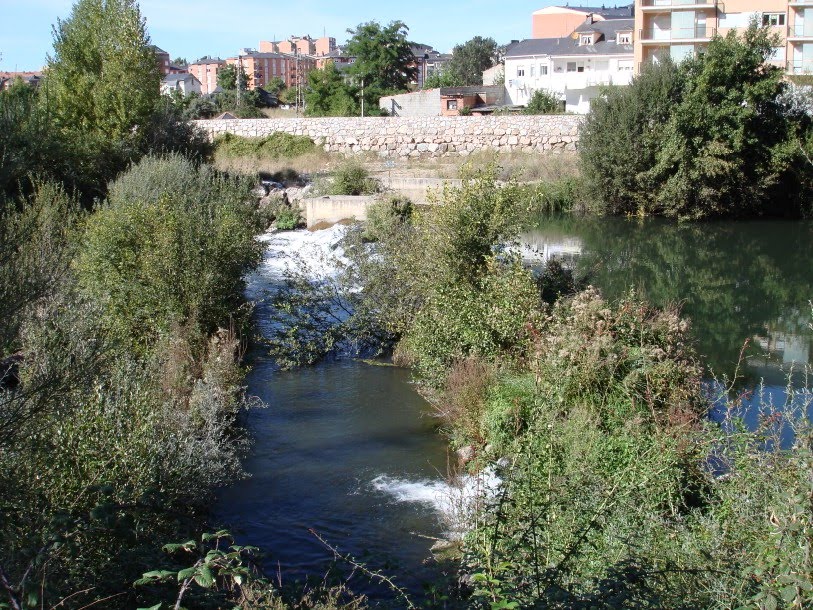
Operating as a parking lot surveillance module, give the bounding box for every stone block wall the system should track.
[193,115,582,157]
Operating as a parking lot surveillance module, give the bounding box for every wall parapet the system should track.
[192,115,583,157]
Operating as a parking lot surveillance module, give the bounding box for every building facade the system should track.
[187,56,225,94]
[259,36,336,57]
[633,0,809,74]
[161,73,202,96]
[533,4,635,38]
[506,18,635,113]
[227,52,317,90]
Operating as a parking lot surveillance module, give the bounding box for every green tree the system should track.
[446,36,499,86]
[172,56,187,66]
[266,76,287,96]
[649,25,793,218]
[525,89,561,114]
[345,21,417,97]
[581,23,806,219]
[304,61,358,117]
[217,62,248,91]
[423,64,462,89]
[46,0,159,143]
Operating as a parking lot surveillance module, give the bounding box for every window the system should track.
[517,66,525,77]
[580,34,593,46]
[762,13,785,26]
[530,65,536,76]
[618,59,634,71]
[447,99,458,110]
[541,64,548,75]
[617,32,632,44]
[567,61,577,72]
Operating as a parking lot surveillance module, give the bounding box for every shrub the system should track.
[524,89,561,115]
[330,160,380,196]
[363,195,413,241]
[274,206,302,230]
[75,155,263,353]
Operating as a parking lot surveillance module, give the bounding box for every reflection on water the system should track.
[521,216,813,431]
[521,216,813,384]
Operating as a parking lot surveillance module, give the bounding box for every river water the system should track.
[215,228,452,600]
[217,217,813,601]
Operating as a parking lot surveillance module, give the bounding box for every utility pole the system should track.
[236,54,243,108]
[361,77,364,117]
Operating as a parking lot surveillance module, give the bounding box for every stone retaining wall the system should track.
[193,115,582,157]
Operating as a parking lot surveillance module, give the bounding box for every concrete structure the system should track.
[228,51,317,90]
[380,86,506,117]
[192,115,583,157]
[301,195,377,229]
[161,73,202,96]
[188,56,225,94]
[633,0,809,74]
[506,18,635,113]
[483,64,505,85]
[533,4,635,37]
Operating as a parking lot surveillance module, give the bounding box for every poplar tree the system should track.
[46,0,159,142]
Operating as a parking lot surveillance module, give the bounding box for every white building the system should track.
[505,18,635,114]
[161,73,202,96]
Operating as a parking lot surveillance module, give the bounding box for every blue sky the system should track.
[0,0,566,71]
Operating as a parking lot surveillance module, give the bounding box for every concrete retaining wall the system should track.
[302,195,377,229]
[193,115,582,158]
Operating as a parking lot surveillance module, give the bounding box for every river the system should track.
[215,228,453,602]
[216,216,813,602]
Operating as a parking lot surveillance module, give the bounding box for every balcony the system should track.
[788,24,813,40]
[639,26,715,43]
[789,0,813,6]
[640,0,716,11]
[787,60,813,74]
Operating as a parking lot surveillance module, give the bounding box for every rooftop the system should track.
[533,4,634,19]
[507,18,635,57]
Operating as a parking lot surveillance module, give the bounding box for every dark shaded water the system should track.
[521,215,813,430]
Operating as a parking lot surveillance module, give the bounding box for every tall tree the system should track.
[217,63,248,91]
[345,21,417,96]
[304,61,358,117]
[447,36,499,86]
[46,0,159,142]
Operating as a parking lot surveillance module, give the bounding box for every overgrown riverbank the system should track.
[267,162,813,608]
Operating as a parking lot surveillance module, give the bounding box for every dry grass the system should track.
[438,356,496,448]
[213,149,333,177]
[399,149,582,182]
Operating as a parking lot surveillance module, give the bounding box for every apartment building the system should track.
[226,52,317,90]
[634,0,810,74]
[259,36,337,57]
[187,56,225,94]
[152,45,171,76]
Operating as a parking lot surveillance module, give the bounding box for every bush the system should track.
[329,160,380,196]
[363,195,413,241]
[75,155,263,352]
[273,206,302,230]
[581,24,807,219]
[524,89,561,114]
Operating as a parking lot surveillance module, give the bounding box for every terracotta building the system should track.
[633,0,806,74]
[259,36,336,57]
[187,56,225,94]
[226,52,317,90]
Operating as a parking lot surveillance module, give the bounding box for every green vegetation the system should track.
[214,132,317,160]
[305,62,361,117]
[524,89,562,115]
[425,36,499,88]
[581,23,811,219]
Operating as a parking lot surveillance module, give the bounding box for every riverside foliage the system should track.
[267,162,813,608]
[580,23,813,219]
